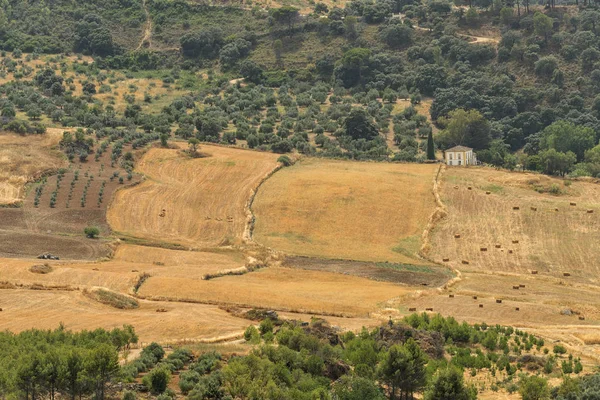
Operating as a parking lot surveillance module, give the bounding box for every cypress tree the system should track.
[427,130,435,160]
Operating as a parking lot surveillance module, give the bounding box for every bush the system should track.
[84,226,100,238]
[122,390,136,400]
[277,155,293,166]
[143,366,171,394]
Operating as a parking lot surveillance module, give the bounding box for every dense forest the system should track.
[1,314,598,399]
[0,0,598,175]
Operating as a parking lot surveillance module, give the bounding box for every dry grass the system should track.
[253,159,438,263]
[0,129,67,204]
[430,167,600,281]
[0,289,250,343]
[138,266,408,317]
[107,144,280,248]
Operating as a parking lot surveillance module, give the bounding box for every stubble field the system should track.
[107,144,280,248]
[252,159,439,263]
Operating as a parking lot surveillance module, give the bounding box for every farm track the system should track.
[136,0,152,50]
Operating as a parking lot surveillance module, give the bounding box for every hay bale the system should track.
[442,258,450,262]
[570,202,577,206]
[408,307,417,312]
[449,294,454,298]
[508,250,514,254]
[485,191,491,195]
[480,247,487,252]
[531,270,538,274]
[579,316,585,321]
[563,272,571,277]
[512,285,520,290]
[530,207,537,211]
[92,268,99,271]
[512,240,519,244]
[30,264,52,274]
[519,284,525,288]
[495,244,501,249]
[454,234,461,238]
[515,307,520,311]
[513,206,520,210]
[454,186,459,189]
[425,307,434,311]
[131,269,139,272]
[156,308,168,313]
[461,260,469,265]
[479,304,483,308]
[468,186,472,190]
[473,296,478,300]
[555,208,559,212]
[496,299,502,304]
[587,209,594,214]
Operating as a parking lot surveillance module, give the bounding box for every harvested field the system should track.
[0,129,66,205]
[283,256,453,286]
[0,289,250,343]
[253,159,438,263]
[0,258,136,293]
[137,267,408,317]
[431,168,600,282]
[108,145,280,248]
[0,230,110,260]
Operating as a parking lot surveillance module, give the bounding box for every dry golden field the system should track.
[137,266,409,316]
[0,129,66,205]
[0,289,251,344]
[108,144,280,248]
[252,158,439,263]
[430,167,600,282]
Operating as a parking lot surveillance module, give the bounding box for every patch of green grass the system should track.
[84,289,139,309]
[266,231,313,243]
[482,184,504,194]
[392,235,420,258]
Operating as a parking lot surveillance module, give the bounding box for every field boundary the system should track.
[243,162,285,244]
[419,164,447,258]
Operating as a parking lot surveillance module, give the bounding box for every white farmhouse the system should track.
[445,145,476,166]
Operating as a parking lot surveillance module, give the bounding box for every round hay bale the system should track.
[495,244,501,249]
[449,294,454,298]
[512,240,519,244]
[473,296,478,300]
[485,191,491,195]
[496,299,502,304]
[512,285,520,290]
[555,208,559,212]
[579,316,585,321]
[480,247,487,252]
[519,284,525,288]
[508,250,514,254]
[468,186,472,190]
[531,270,538,274]
[530,207,537,211]
[479,304,483,308]
[454,234,461,238]
[425,307,434,311]
[515,307,520,311]
[461,260,469,265]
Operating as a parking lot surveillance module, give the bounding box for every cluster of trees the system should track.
[0,325,137,399]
